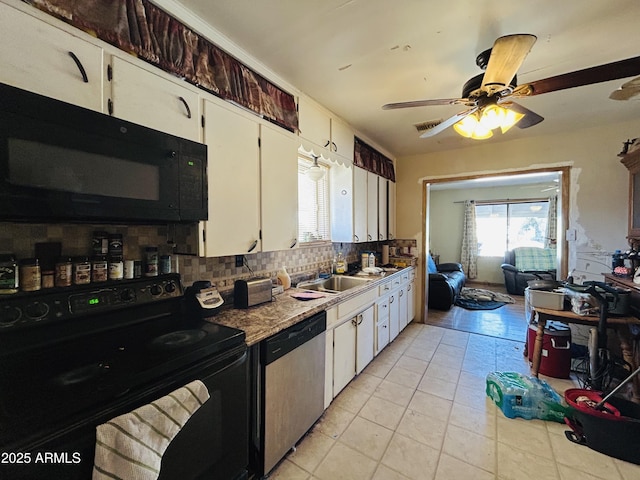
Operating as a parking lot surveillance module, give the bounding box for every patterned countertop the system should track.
[207,267,414,346]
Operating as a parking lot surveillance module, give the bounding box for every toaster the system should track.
[234,277,272,308]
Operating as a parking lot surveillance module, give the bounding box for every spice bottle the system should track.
[73,256,91,285]
[108,255,124,281]
[91,255,108,283]
[108,234,123,257]
[145,247,158,277]
[20,258,41,292]
[55,256,73,287]
[0,254,19,294]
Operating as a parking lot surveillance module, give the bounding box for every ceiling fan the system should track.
[382,34,640,139]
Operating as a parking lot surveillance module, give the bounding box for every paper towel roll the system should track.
[382,245,389,265]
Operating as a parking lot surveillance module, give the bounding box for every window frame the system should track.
[297,154,331,245]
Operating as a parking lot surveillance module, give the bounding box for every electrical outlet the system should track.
[235,255,244,268]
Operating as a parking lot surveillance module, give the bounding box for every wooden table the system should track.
[529,306,640,402]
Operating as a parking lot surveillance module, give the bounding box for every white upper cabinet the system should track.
[353,167,369,243]
[0,2,104,112]
[260,123,299,252]
[297,96,354,164]
[366,171,379,242]
[378,176,388,241]
[108,56,201,142]
[388,181,397,240]
[330,117,354,161]
[200,97,261,257]
[298,96,331,150]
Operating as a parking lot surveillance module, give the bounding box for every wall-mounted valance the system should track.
[25,0,298,132]
[354,137,395,182]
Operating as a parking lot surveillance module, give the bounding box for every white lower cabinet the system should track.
[408,281,415,323]
[388,292,399,342]
[375,297,390,355]
[398,286,408,332]
[332,304,375,398]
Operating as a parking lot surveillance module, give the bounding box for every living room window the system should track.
[476,200,549,256]
[298,156,330,243]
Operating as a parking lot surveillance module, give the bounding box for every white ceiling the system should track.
[172,0,640,158]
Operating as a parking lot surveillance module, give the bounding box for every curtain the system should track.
[460,200,478,279]
[354,137,395,181]
[545,195,558,248]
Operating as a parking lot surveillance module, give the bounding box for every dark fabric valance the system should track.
[354,137,395,182]
[25,0,298,132]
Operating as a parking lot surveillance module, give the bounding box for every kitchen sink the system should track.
[297,275,372,293]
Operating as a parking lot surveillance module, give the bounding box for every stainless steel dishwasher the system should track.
[261,310,326,475]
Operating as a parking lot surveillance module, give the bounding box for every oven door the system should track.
[1,345,248,480]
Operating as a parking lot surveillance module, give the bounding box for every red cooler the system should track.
[527,320,572,378]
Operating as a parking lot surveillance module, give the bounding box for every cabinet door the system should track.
[388,181,397,240]
[330,163,355,242]
[389,292,399,341]
[260,124,298,251]
[378,177,388,241]
[333,319,356,397]
[356,306,375,374]
[330,117,354,161]
[353,167,368,243]
[398,286,408,332]
[324,329,334,409]
[201,99,261,257]
[298,96,331,149]
[375,298,390,355]
[109,57,200,142]
[0,2,103,112]
[367,172,379,242]
[407,281,415,323]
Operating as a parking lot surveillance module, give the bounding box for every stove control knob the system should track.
[0,305,22,326]
[120,288,135,302]
[150,284,163,296]
[165,281,176,294]
[24,301,49,320]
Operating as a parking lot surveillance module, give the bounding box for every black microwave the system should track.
[0,83,207,224]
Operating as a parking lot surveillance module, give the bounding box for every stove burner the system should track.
[149,329,207,350]
[53,363,109,386]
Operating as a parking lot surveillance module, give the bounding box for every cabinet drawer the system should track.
[378,281,392,296]
[401,272,410,283]
[337,288,376,320]
[391,275,402,289]
[376,297,389,321]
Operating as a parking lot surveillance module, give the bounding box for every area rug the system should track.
[455,287,515,310]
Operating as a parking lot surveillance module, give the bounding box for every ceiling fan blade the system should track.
[513,56,640,96]
[481,34,537,94]
[500,101,544,128]
[382,98,469,110]
[610,75,640,100]
[419,107,478,138]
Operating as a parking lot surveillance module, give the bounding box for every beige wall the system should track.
[396,118,640,320]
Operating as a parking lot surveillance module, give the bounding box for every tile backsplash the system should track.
[1,222,416,292]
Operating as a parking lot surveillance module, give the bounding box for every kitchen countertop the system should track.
[208,267,414,346]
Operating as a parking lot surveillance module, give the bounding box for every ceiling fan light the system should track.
[453,115,479,138]
[470,124,493,140]
[499,109,525,134]
[480,104,505,130]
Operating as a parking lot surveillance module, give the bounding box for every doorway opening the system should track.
[421,166,570,330]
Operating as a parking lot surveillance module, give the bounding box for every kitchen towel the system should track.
[92,380,210,480]
[382,245,389,265]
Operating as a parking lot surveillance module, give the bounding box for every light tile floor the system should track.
[268,323,640,480]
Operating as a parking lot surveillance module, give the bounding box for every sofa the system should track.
[501,247,557,295]
[427,254,466,310]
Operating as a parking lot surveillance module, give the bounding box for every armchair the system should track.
[501,247,557,295]
[428,254,466,310]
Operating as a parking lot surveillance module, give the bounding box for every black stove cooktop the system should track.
[0,274,245,451]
